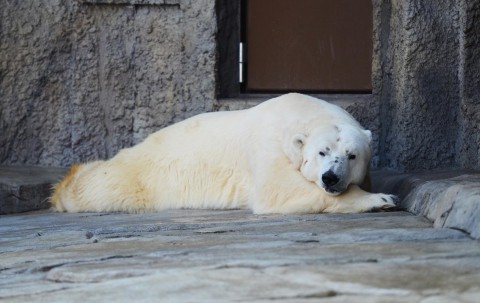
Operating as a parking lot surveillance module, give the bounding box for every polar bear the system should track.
[51,93,397,214]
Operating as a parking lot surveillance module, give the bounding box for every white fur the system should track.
[52,93,396,214]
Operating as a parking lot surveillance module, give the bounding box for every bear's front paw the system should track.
[368,194,399,212]
[327,188,401,214]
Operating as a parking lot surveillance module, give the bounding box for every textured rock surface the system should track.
[1,0,479,172]
[375,0,480,171]
[0,0,216,166]
[403,175,480,239]
[1,210,480,302]
[372,170,480,239]
[457,0,480,170]
[0,166,67,214]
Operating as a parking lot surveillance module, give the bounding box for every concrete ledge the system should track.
[216,94,373,111]
[1,166,479,240]
[80,0,180,6]
[372,170,480,239]
[0,166,68,214]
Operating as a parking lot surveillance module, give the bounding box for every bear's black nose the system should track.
[322,171,339,187]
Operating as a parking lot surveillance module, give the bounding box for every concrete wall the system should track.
[1,0,479,172]
[375,0,480,171]
[0,0,216,166]
[457,1,480,171]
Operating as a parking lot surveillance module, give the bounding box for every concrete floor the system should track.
[1,167,480,302]
[1,209,480,302]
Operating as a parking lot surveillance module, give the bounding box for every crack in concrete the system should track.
[266,290,339,300]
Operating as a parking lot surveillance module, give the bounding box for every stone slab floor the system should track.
[1,209,480,302]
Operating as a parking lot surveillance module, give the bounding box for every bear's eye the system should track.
[319,152,326,157]
[348,154,356,160]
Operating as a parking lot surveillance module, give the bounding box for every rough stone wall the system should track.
[376,0,480,171]
[0,0,217,167]
[1,0,479,172]
[457,0,480,170]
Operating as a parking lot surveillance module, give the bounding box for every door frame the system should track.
[216,0,377,98]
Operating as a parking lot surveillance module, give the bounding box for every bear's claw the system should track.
[368,194,400,212]
[369,203,399,213]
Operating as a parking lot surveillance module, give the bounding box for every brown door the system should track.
[245,0,373,92]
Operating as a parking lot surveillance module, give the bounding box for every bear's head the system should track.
[284,124,372,195]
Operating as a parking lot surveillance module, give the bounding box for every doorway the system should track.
[244,0,373,93]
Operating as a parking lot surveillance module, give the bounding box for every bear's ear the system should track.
[284,133,306,169]
[363,130,372,145]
